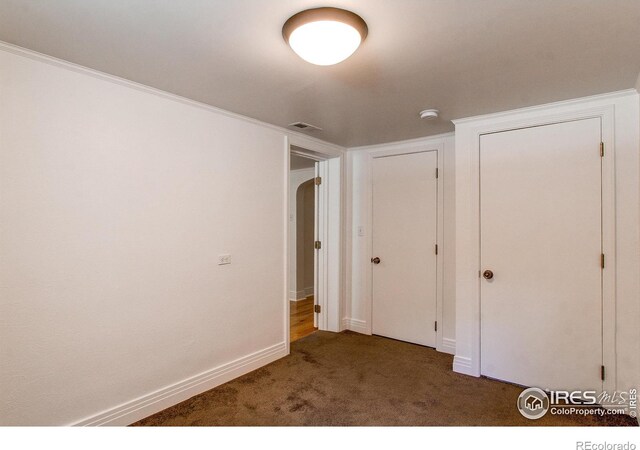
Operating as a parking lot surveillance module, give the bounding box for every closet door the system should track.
[480,118,603,391]
[372,151,438,347]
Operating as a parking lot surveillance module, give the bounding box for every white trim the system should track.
[342,318,369,334]
[70,342,287,426]
[453,91,634,393]
[326,157,343,332]
[290,135,343,158]
[0,41,345,155]
[286,147,343,345]
[289,290,305,301]
[452,90,637,125]
[315,161,327,330]
[348,132,455,153]
[284,139,292,355]
[288,287,314,301]
[289,167,317,175]
[452,356,474,376]
[304,286,314,297]
[441,338,456,355]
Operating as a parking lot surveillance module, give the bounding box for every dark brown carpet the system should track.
[132,331,638,426]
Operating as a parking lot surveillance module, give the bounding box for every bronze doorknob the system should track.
[371,257,381,264]
[483,270,494,280]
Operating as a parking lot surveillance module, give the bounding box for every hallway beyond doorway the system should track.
[290,296,317,342]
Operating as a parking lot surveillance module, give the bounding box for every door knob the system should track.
[483,270,494,280]
[371,257,381,264]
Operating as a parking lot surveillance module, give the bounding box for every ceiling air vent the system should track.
[288,122,323,132]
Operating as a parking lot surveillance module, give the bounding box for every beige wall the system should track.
[288,169,314,300]
[296,180,315,295]
[0,47,289,425]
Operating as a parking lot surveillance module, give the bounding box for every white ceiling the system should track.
[1,0,639,147]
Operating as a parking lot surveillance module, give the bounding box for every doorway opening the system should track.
[289,154,317,341]
[285,138,342,349]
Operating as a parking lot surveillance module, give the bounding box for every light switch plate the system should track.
[218,254,231,265]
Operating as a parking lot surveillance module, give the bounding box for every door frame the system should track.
[367,144,445,351]
[453,101,617,394]
[285,135,343,352]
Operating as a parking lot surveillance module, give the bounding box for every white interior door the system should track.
[480,118,603,392]
[372,151,438,347]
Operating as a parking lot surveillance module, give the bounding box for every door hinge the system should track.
[314,240,322,250]
[435,168,439,179]
[601,253,605,269]
[600,142,604,157]
[435,321,438,332]
[314,304,321,314]
[435,244,438,255]
[314,176,322,186]
[601,365,605,381]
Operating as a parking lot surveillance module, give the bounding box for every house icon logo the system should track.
[525,395,543,411]
[517,387,550,419]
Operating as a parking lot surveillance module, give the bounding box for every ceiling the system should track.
[1,0,639,147]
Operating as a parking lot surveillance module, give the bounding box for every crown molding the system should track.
[452,89,638,126]
[347,131,455,152]
[0,40,346,154]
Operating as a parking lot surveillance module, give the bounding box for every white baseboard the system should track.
[303,286,314,297]
[70,341,287,426]
[453,355,478,377]
[342,317,370,334]
[289,288,314,301]
[439,338,456,355]
[342,318,455,355]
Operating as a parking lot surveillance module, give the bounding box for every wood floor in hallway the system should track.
[290,296,317,342]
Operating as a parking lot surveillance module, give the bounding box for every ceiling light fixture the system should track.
[282,7,368,66]
[419,109,440,120]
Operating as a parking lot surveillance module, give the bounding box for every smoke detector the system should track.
[419,109,439,120]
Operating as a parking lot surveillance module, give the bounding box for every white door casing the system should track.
[314,161,321,328]
[479,118,603,391]
[286,137,343,352]
[372,151,438,347]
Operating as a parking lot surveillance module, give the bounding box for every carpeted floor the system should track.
[132,331,638,426]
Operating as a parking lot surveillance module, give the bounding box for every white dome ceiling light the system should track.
[419,109,440,120]
[282,7,368,66]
